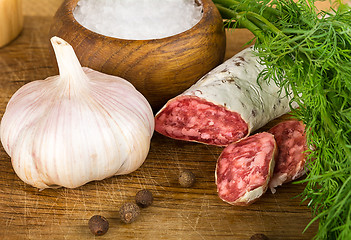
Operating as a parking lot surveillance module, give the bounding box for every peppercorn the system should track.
[135,189,153,208]
[119,202,140,224]
[179,170,196,187]
[250,233,269,240]
[88,215,109,236]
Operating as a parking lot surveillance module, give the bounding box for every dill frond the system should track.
[213,0,351,239]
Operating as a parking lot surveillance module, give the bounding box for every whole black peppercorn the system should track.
[135,189,153,208]
[88,215,109,236]
[250,233,269,240]
[119,202,140,224]
[179,170,196,187]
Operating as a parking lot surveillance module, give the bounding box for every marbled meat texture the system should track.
[155,96,248,145]
[155,47,294,146]
[216,132,277,206]
[268,120,307,193]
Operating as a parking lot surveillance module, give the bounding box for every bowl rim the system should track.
[60,0,215,43]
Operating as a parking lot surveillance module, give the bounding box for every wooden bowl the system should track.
[49,0,226,110]
[0,0,23,48]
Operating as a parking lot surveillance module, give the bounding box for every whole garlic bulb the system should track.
[0,37,154,189]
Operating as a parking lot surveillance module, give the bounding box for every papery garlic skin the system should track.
[0,37,154,189]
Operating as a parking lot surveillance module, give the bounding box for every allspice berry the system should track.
[179,170,196,187]
[250,233,269,240]
[88,215,109,236]
[135,189,153,208]
[119,202,140,224]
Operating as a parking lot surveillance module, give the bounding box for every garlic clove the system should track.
[1,37,154,189]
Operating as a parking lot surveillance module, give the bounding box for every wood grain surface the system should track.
[0,2,324,240]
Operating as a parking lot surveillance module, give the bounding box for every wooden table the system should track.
[0,1,320,239]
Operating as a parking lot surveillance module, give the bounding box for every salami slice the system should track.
[268,120,307,193]
[215,132,277,206]
[155,47,295,146]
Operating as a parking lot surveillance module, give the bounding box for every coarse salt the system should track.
[73,0,203,40]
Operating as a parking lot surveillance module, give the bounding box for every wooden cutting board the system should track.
[0,11,319,240]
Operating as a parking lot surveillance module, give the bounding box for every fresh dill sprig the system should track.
[212,0,351,239]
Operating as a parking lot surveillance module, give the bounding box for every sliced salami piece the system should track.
[268,120,307,193]
[155,47,295,146]
[154,96,248,145]
[215,132,277,206]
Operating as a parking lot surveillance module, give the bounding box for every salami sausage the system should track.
[155,47,295,146]
[268,120,307,193]
[215,132,277,206]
